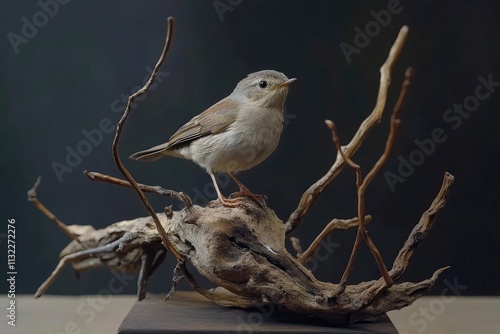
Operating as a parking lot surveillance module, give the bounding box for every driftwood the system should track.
[29,18,455,324]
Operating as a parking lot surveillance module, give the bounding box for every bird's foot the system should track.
[211,196,247,208]
[229,190,267,208]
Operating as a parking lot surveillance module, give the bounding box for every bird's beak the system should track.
[275,78,297,89]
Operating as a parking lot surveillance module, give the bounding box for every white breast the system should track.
[184,107,284,173]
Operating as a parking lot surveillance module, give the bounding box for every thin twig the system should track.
[328,68,413,294]
[27,177,83,245]
[34,237,126,298]
[326,120,393,292]
[299,216,372,264]
[137,253,151,301]
[110,17,184,262]
[361,67,413,189]
[388,172,454,281]
[357,172,455,307]
[165,262,185,300]
[285,26,409,234]
[83,170,192,207]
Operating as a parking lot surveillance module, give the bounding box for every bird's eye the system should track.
[258,80,268,88]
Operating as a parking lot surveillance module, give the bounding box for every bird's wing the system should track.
[166,98,238,149]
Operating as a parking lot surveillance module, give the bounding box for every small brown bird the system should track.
[130,70,295,207]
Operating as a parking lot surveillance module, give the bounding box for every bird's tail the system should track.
[129,143,172,161]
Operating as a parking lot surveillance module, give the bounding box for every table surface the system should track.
[1,294,499,334]
[119,292,397,333]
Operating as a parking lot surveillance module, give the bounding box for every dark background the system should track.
[1,0,499,297]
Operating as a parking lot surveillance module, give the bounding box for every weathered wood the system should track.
[33,171,452,324]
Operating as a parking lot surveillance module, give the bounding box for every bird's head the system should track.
[233,70,296,109]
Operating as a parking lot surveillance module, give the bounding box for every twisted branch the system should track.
[298,216,371,264]
[285,26,409,234]
[110,17,184,262]
[357,172,455,306]
[328,67,413,295]
[27,176,83,244]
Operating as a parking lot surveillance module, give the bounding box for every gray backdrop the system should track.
[1,0,499,297]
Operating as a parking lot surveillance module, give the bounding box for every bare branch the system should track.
[34,237,127,298]
[325,120,393,293]
[27,177,83,244]
[329,67,414,295]
[110,17,184,262]
[389,172,454,281]
[357,172,455,307]
[165,262,185,300]
[299,216,372,264]
[361,67,413,190]
[83,170,192,208]
[285,26,409,234]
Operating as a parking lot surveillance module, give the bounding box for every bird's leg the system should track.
[209,172,244,207]
[229,173,267,207]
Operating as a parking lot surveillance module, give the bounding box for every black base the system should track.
[118,292,398,334]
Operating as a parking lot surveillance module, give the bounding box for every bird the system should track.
[129,70,296,207]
